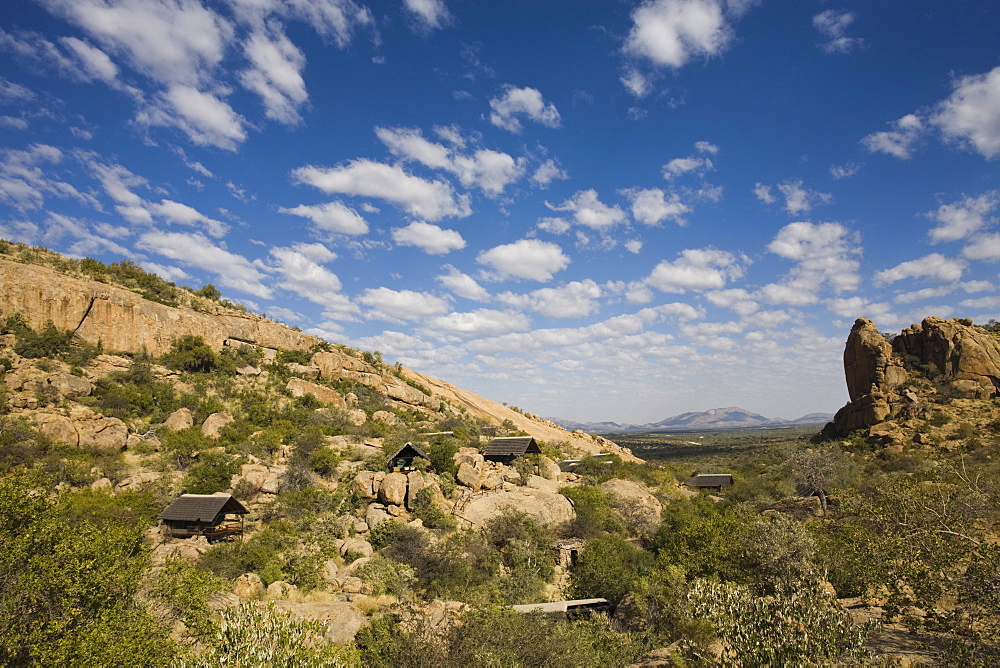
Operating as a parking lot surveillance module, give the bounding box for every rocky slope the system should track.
[0,247,628,460]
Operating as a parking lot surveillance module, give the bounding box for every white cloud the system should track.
[704,288,759,315]
[488,85,561,133]
[830,162,861,180]
[437,265,490,301]
[531,159,569,187]
[152,199,229,237]
[425,309,530,339]
[931,66,1000,159]
[623,0,733,69]
[41,0,232,85]
[620,68,652,98]
[893,280,993,304]
[292,159,471,221]
[757,179,832,215]
[874,253,967,286]
[477,239,570,282]
[377,126,526,196]
[279,201,369,235]
[752,182,775,204]
[547,189,626,230]
[240,27,308,124]
[663,155,713,179]
[141,85,247,150]
[269,243,353,313]
[926,191,999,244]
[403,0,451,31]
[498,280,603,319]
[813,9,864,54]
[135,230,272,298]
[959,295,1000,310]
[358,287,450,321]
[862,113,925,159]
[646,248,743,293]
[760,221,861,305]
[962,233,1000,262]
[624,187,691,226]
[0,144,94,211]
[625,240,643,254]
[59,36,120,84]
[536,217,572,235]
[392,221,466,255]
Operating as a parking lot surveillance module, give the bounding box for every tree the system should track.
[569,535,654,604]
[0,474,174,664]
[163,335,218,373]
[193,283,221,300]
[787,445,855,511]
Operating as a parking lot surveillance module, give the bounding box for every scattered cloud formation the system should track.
[392,221,466,254]
[813,9,865,54]
[754,179,832,215]
[477,239,570,282]
[926,191,999,244]
[874,253,967,286]
[488,85,561,133]
[931,66,1000,159]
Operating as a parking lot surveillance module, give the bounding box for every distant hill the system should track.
[547,407,834,433]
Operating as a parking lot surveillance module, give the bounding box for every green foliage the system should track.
[570,535,654,604]
[559,485,624,538]
[89,356,179,421]
[182,450,237,494]
[482,510,553,603]
[148,559,227,640]
[193,283,222,300]
[162,335,230,374]
[13,319,73,358]
[182,603,360,667]
[382,527,495,601]
[650,498,757,584]
[425,436,460,476]
[277,348,312,365]
[104,260,179,306]
[356,555,417,598]
[409,486,455,530]
[309,446,340,476]
[684,579,874,664]
[0,474,175,665]
[0,416,46,470]
[199,522,313,587]
[159,425,212,468]
[358,605,644,667]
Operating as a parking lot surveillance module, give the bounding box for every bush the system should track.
[183,451,237,494]
[163,335,226,373]
[569,535,654,604]
[13,320,72,358]
[560,485,623,538]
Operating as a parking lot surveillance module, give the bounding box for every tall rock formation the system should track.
[829,317,1000,435]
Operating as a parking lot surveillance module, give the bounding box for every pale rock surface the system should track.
[201,411,234,439]
[458,489,574,529]
[405,470,425,510]
[265,581,299,600]
[365,504,391,529]
[231,573,265,599]
[33,413,79,446]
[353,470,378,498]
[269,601,369,645]
[454,448,484,468]
[526,474,560,493]
[340,538,374,559]
[163,407,194,431]
[372,410,400,426]
[46,372,93,399]
[76,416,128,451]
[90,477,113,491]
[379,472,408,506]
[600,478,663,533]
[284,362,321,380]
[285,377,345,407]
[456,462,481,490]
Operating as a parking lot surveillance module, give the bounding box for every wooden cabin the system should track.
[512,598,613,618]
[684,473,734,491]
[158,493,248,540]
[481,436,541,464]
[387,442,429,471]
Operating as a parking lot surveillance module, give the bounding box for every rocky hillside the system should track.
[0,242,629,461]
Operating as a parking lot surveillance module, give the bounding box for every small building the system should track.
[158,493,248,540]
[684,473,734,491]
[387,442,429,471]
[481,436,541,464]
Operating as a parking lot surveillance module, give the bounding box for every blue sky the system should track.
[1,0,998,424]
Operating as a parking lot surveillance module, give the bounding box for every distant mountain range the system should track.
[546,407,834,433]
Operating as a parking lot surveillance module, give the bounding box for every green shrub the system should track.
[560,485,623,538]
[13,320,72,358]
[183,451,237,494]
[570,535,654,604]
[163,335,228,373]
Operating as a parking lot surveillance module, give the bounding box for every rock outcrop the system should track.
[829,317,1000,435]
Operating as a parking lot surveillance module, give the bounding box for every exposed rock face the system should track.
[600,478,663,533]
[830,317,1000,435]
[269,601,369,645]
[33,413,79,446]
[76,416,128,451]
[163,407,194,431]
[0,258,320,356]
[457,488,574,529]
[378,472,408,506]
[895,317,1000,396]
[285,377,346,407]
[201,412,234,439]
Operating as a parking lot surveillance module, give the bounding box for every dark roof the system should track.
[158,494,249,522]
[481,436,541,457]
[387,442,428,461]
[685,474,734,488]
